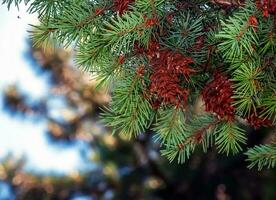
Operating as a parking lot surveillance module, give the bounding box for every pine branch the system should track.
[28,23,58,50]
[215,3,258,62]
[29,1,111,48]
[259,15,276,54]
[101,11,155,53]
[163,11,206,63]
[4,0,276,169]
[101,69,153,138]
[75,34,110,71]
[232,62,264,97]
[133,0,167,17]
[261,96,276,123]
[2,0,27,9]
[153,108,187,146]
[161,114,217,163]
[27,0,67,20]
[232,93,257,117]
[215,121,246,155]
[245,144,276,170]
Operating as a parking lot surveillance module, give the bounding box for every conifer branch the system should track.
[4,0,276,169]
[215,121,246,155]
[245,144,276,170]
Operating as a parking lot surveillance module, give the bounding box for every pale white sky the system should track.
[0,4,89,174]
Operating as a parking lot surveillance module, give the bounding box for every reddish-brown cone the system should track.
[113,0,134,15]
[150,68,190,107]
[246,112,273,129]
[248,15,258,32]
[148,41,194,107]
[202,71,235,120]
[256,0,276,17]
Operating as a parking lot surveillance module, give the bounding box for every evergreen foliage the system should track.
[245,144,276,170]
[3,0,276,170]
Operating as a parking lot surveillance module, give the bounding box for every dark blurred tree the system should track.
[1,43,276,200]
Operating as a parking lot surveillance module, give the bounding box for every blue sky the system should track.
[0,4,91,174]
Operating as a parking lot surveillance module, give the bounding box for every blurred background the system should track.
[0,3,276,200]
